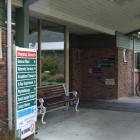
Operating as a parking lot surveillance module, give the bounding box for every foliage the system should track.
[41,56,58,74]
[41,74,64,85]
[56,76,64,83]
[137,64,140,70]
[12,136,21,140]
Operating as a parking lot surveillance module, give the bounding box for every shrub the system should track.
[56,76,64,83]
[41,56,58,74]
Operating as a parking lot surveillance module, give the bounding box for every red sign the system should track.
[17,50,37,58]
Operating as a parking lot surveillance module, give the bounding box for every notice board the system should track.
[15,47,37,139]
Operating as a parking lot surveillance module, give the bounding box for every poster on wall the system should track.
[15,47,37,139]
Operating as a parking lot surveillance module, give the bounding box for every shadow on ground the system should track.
[80,97,140,113]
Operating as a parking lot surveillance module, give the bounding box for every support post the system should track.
[15,1,30,48]
[133,36,136,96]
[64,27,69,93]
[37,19,42,87]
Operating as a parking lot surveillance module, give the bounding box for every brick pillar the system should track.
[0,29,11,139]
[117,48,133,97]
[0,0,13,138]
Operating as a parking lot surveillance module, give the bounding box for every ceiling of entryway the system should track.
[13,0,140,34]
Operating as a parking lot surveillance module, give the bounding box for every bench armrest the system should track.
[66,91,79,112]
[38,98,46,112]
[66,91,79,98]
[37,98,46,124]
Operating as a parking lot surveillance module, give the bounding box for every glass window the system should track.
[29,17,40,86]
[29,18,65,87]
[135,52,140,70]
[29,17,38,49]
[0,0,5,27]
[0,28,2,60]
[41,20,65,86]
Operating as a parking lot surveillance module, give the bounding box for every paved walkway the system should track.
[36,97,140,140]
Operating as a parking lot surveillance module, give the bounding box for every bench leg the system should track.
[41,107,46,124]
[75,98,79,112]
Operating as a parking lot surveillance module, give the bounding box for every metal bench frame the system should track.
[37,85,79,124]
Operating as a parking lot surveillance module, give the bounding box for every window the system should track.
[29,17,65,87]
[29,18,38,50]
[0,28,2,60]
[0,0,5,61]
[135,52,140,70]
[0,0,5,27]
[41,20,65,86]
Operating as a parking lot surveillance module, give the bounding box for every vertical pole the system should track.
[37,19,42,87]
[133,36,135,96]
[7,0,13,130]
[64,27,69,93]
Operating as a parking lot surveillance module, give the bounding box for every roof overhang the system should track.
[12,0,116,35]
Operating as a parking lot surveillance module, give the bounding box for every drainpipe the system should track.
[7,0,13,130]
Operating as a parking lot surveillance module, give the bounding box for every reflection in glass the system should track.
[41,21,65,86]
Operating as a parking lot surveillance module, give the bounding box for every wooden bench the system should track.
[37,85,79,124]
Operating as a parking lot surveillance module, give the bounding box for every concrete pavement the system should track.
[35,108,140,140]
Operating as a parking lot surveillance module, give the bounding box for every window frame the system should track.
[0,28,2,60]
[134,51,140,72]
[31,18,67,88]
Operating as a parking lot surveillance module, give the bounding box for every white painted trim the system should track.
[134,50,140,53]
[134,69,140,72]
[30,5,115,35]
[29,42,64,50]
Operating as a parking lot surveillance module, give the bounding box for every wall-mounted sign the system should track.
[105,79,115,85]
[96,58,115,68]
[15,47,37,139]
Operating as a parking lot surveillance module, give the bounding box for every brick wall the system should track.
[69,47,118,99]
[80,47,118,99]
[118,48,133,97]
[69,48,82,96]
[0,29,9,138]
[69,34,137,99]
[0,29,8,123]
[69,34,118,99]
